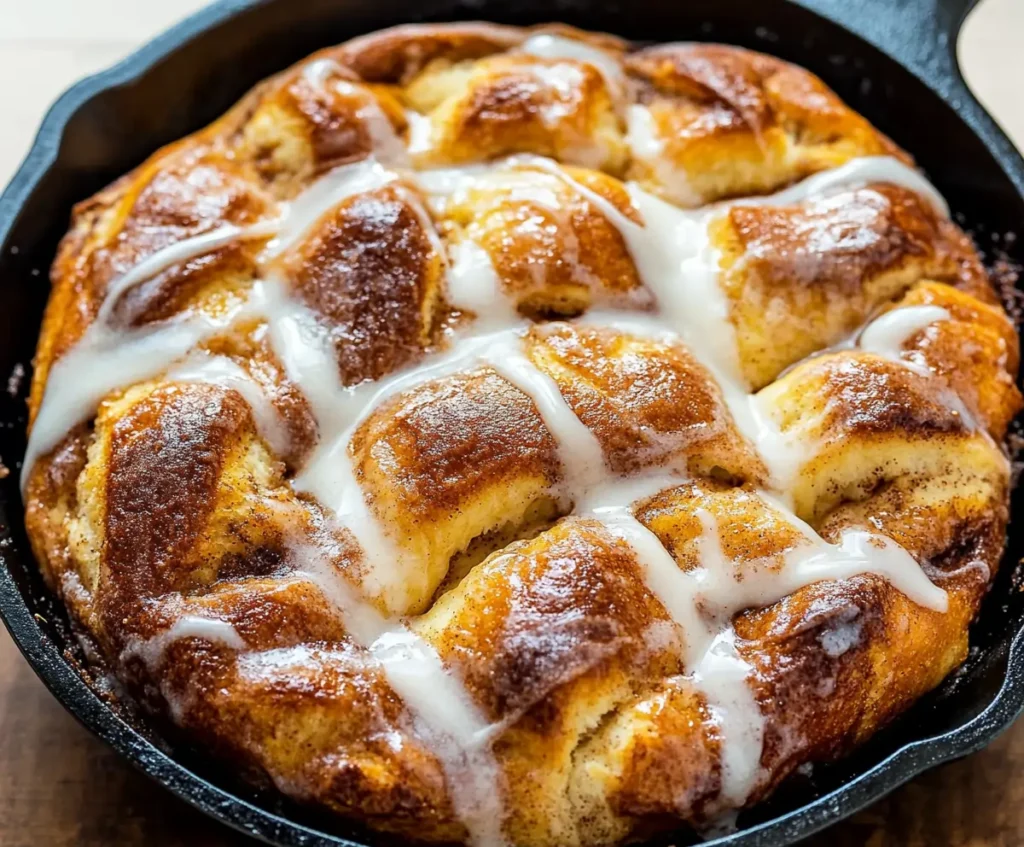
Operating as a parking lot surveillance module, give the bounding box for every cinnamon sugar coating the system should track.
[23,21,1021,847]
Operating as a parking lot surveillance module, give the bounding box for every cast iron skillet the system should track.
[1,0,1023,844]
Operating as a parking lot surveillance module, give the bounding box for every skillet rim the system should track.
[2,1,1024,845]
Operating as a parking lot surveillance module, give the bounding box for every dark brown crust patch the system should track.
[353,368,559,518]
[426,519,677,724]
[100,384,251,639]
[813,356,972,438]
[284,185,441,385]
[728,186,945,291]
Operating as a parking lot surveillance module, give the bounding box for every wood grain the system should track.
[1,0,1023,844]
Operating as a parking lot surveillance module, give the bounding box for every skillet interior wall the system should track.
[0,0,1023,843]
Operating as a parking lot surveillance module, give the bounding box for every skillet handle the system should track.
[796,0,980,94]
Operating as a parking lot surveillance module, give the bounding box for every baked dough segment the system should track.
[30,147,273,425]
[713,183,997,389]
[436,165,648,317]
[237,57,408,193]
[884,281,1022,438]
[626,43,905,205]
[280,182,447,385]
[61,381,465,838]
[349,367,564,615]
[403,50,627,172]
[414,518,684,847]
[125,578,465,842]
[524,323,764,481]
[200,323,320,469]
[69,382,289,648]
[760,351,1012,522]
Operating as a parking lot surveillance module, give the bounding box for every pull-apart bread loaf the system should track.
[23,21,1021,847]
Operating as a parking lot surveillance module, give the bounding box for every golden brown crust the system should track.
[572,473,1001,834]
[410,52,626,171]
[351,367,561,614]
[284,184,445,384]
[526,324,764,481]
[336,23,527,84]
[438,165,647,318]
[714,183,1000,389]
[626,43,906,205]
[99,385,257,637]
[203,324,320,468]
[892,281,1022,437]
[23,21,1020,847]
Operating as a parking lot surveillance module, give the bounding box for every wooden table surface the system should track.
[2,1,1024,844]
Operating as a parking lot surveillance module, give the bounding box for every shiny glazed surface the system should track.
[19,20,1023,847]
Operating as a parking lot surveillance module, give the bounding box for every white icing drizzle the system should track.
[405,109,435,155]
[569,471,772,798]
[262,158,397,258]
[624,104,662,161]
[247,277,410,604]
[579,480,946,803]
[510,155,807,489]
[94,222,278,327]
[853,303,980,432]
[734,493,949,613]
[579,473,707,653]
[25,216,279,484]
[819,609,863,659]
[779,529,950,609]
[369,630,506,846]
[168,351,290,456]
[121,615,247,672]
[287,536,506,847]
[263,307,599,614]
[624,104,950,218]
[695,629,766,806]
[512,36,623,170]
[732,155,950,217]
[420,165,615,323]
[118,613,247,723]
[514,60,611,169]
[23,158,397,492]
[515,154,965,494]
[526,62,587,119]
[415,163,493,200]
[287,325,525,509]
[446,238,518,328]
[338,79,411,168]
[23,300,253,488]
[479,337,608,496]
[857,304,950,374]
[554,148,965,795]
[301,57,341,90]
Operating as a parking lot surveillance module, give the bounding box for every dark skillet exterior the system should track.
[1,0,1023,845]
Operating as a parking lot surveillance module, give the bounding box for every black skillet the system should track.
[1,0,1022,844]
